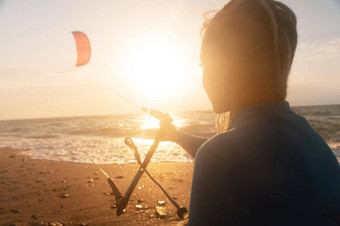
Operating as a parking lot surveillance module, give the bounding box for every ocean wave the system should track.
[0,135,193,164]
[0,106,339,163]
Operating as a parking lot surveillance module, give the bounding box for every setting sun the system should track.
[123,34,190,101]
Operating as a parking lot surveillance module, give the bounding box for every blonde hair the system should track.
[216,112,231,134]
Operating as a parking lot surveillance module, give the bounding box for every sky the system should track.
[0,0,340,120]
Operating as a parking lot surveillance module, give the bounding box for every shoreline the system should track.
[0,148,193,225]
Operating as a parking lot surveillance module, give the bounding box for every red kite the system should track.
[72,31,91,66]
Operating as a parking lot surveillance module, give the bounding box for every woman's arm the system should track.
[149,109,208,157]
[160,123,208,157]
[171,131,208,158]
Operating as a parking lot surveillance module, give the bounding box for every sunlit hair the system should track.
[216,112,231,133]
[201,0,298,133]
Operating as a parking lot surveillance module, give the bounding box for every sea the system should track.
[0,105,339,164]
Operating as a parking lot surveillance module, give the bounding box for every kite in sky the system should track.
[72,31,91,66]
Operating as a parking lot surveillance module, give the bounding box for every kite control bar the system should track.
[115,131,162,215]
[124,137,188,219]
[97,108,188,218]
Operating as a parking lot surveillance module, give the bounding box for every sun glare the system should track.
[141,114,186,130]
[123,34,190,101]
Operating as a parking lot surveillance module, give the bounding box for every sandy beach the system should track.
[1,145,339,226]
[0,148,193,225]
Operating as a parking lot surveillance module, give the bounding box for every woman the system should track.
[162,0,340,225]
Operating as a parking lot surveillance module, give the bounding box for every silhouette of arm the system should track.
[156,112,208,158]
[168,130,208,158]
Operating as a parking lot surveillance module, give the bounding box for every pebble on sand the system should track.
[155,206,167,218]
[50,221,63,226]
[137,185,145,190]
[135,205,143,210]
[60,194,70,199]
[157,200,165,206]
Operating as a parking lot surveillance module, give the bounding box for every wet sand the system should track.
[0,148,193,225]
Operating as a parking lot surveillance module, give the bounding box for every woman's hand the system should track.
[158,113,177,141]
[141,107,177,141]
[142,107,207,157]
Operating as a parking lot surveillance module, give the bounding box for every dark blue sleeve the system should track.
[188,126,277,225]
